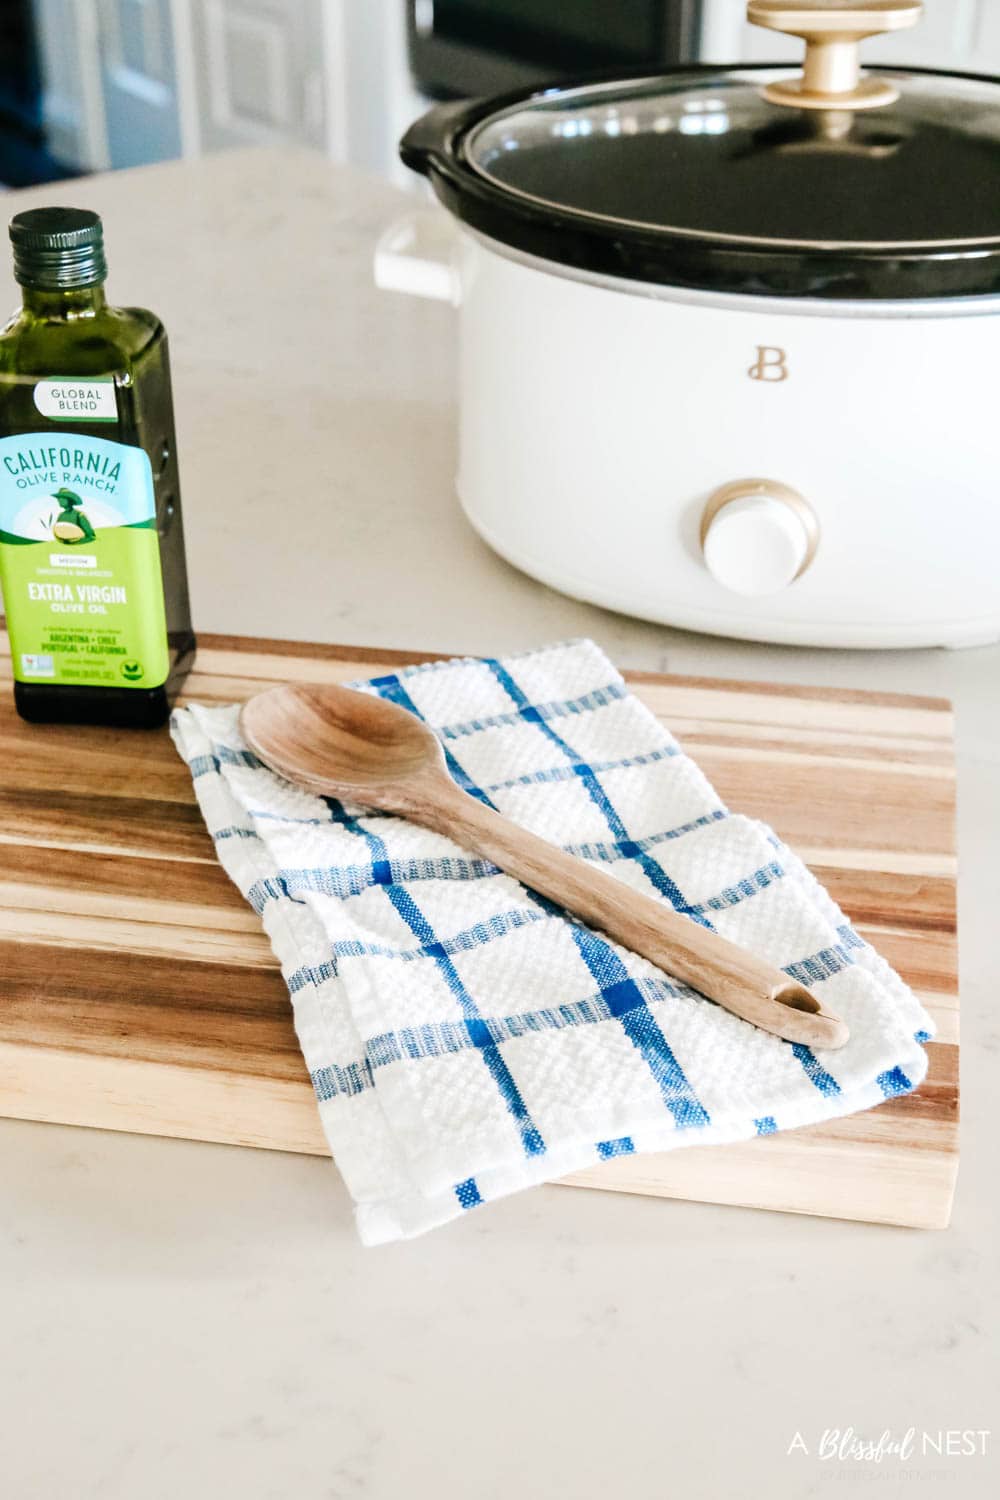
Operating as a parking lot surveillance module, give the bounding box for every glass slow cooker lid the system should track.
[467,72,1000,251]
[401,67,1000,300]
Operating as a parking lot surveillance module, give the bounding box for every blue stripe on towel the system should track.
[190,744,259,778]
[690,860,786,917]
[485,658,703,921]
[243,815,730,889]
[485,744,678,794]
[290,958,340,993]
[312,1057,374,1101]
[188,752,220,779]
[366,675,547,1159]
[483,657,717,1125]
[564,807,728,864]
[785,942,858,986]
[369,672,493,806]
[328,907,548,969]
[877,1065,912,1098]
[455,1177,483,1210]
[571,928,710,1129]
[307,981,692,1100]
[597,1137,635,1159]
[247,852,499,916]
[790,1043,841,1097]
[437,681,629,741]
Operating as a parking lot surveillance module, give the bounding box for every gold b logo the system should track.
[748,345,788,382]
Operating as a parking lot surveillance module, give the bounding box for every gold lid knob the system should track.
[747,1,923,110]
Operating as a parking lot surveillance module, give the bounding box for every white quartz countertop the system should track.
[2,149,997,1499]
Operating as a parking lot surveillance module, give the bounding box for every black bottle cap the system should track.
[9,207,108,290]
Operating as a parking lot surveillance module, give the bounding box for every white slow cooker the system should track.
[376,1,1000,649]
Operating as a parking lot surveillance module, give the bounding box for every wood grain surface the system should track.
[0,630,959,1228]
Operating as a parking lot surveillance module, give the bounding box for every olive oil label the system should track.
[0,431,169,689]
[33,376,118,422]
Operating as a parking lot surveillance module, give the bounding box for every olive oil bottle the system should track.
[0,207,194,726]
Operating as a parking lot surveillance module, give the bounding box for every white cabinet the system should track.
[189,0,326,152]
[34,0,108,171]
[34,0,340,172]
[99,0,184,168]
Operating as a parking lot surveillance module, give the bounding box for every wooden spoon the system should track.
[240,683,849,1050]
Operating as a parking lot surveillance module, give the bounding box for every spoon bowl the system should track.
[241,682,446,805]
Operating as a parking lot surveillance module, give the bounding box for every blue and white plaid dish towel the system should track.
[171,639,934,1245]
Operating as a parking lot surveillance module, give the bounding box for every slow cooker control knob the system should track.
[700,479,819,597]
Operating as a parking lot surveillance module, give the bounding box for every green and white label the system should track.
[33,377,118,422]
[0,431,169,689]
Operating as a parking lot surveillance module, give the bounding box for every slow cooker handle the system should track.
[747,0,923,111]
[400,97,485,177]
[373,209,461,304]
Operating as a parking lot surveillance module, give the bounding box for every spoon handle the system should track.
[418,782,848,1049]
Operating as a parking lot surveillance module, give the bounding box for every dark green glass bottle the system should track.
[0,207,195,726]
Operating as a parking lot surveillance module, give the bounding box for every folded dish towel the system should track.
[171,639,934,1245]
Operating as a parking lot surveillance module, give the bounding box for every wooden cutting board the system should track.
[0,631,959,1228]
